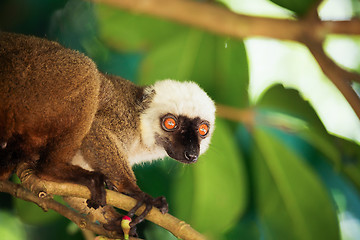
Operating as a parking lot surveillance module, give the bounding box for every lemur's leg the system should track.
[80,122,168,235]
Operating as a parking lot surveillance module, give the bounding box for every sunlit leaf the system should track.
[173,119,248,237]
[253,127,340,240]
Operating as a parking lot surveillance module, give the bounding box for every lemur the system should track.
[0,32,216,235]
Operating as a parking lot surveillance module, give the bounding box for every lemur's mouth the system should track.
[155,133,199,164]
[165,148,198,164]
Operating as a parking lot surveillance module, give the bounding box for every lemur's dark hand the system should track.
[86,172,106,209]
[152,196,169,214]
[127,192,169,227]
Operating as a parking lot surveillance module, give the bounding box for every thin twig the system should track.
[216,104,255,126]
[305,39,360,119]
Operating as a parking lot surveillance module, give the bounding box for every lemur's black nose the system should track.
[184,151,198,163]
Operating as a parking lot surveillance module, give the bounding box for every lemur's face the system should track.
[140,79,216,163]
[155,114,211,163]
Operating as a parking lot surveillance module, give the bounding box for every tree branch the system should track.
[304,38,360,119]
[7,163,205,240]
[300,7,360,120]
[90,0,360,39]
[0,180,136,239]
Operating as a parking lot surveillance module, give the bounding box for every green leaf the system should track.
[139,29,249,108]
[0,211,26,240]
[256,84,360,191]
[225,212,261,240]
[268,0,318,16]
[134,159,175,203]
[256,84,326,133]
[172,119,248,237]
[144,222,178,240]
[95,4,185,51]
[256,84,341,166]
[196,35,249,108]
[14,197,61,225]
[329,136,360,191]
[253,127,340,240]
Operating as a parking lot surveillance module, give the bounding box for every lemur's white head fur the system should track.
[140,79,216,162]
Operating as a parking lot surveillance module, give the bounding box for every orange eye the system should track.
[162,115,177,131]
[198,123,209,137]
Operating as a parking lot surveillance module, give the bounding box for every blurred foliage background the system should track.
[1,0,360,239]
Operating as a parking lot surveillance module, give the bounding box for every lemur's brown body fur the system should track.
[0,32,163,219]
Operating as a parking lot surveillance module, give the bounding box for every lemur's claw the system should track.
[128,193,169,227]
[153,196,168,214]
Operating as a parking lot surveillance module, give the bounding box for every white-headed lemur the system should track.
[0,32,216,235]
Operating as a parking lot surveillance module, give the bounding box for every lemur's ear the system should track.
[141,86,155,104]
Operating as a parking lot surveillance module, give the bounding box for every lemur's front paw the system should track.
[86,199,103,209]
[153,196,168,214]
[86,172,106,209]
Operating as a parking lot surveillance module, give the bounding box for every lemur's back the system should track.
[0,32,103,200]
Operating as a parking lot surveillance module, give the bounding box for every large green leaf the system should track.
[144,222,178,240]
[172,119,247,238]
[95,4,185,51]
[256,84,326,133]
[256,84,341,169]
[256,84,341,166]
[257,84,360,192]
[253,127,340,240]
[139,28,249,108]
[0,211,26,240]
[268,0,318,16]
[329,136,360,191]
[14,197,62,225]
[255,84,336,162]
